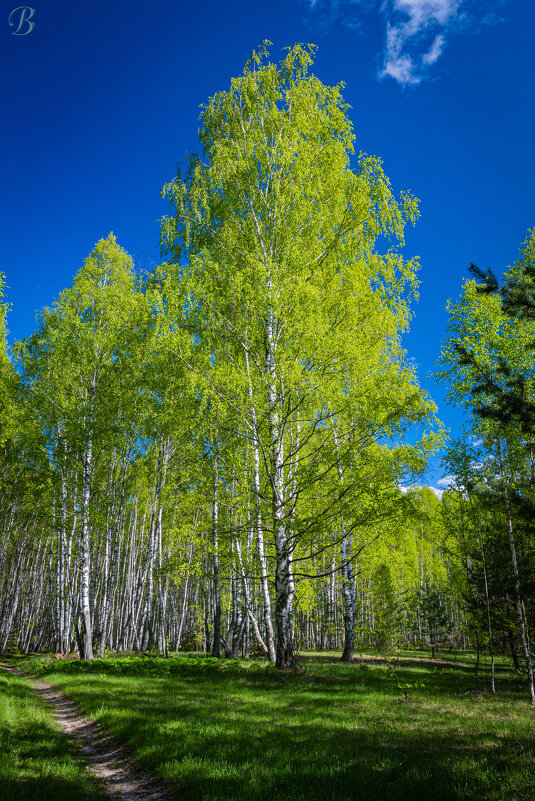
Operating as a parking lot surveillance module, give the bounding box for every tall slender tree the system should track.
[160,43,440,667]
[16,234,147,659]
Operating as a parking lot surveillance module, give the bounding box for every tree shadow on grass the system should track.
[33,658,535,801]
[88,696,535,800]
[36,652,526,708]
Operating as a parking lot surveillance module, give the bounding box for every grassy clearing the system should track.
[5,651,535,801]
[0,668,106,801]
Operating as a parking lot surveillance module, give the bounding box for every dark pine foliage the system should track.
[457,240,535,438]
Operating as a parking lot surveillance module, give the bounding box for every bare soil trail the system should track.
[0,662,175,801]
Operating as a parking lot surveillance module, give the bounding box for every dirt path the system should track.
[0,662,175,801]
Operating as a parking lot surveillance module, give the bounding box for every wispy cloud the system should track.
[399,483,444,499]
[437,474,456,487]
[380,0,461,84]
[305,0,505,86]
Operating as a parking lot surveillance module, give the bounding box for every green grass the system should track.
[0,668,106,801]
[5,650,535,801]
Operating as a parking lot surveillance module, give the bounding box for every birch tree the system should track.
[16,234,147,659]
[160,43,439,668]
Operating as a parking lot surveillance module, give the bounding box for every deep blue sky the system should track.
[2,1,534,489]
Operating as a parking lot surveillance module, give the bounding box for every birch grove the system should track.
[0,47,533,693]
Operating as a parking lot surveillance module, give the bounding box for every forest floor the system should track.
[1,650,534,801]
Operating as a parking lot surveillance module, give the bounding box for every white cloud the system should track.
[422,33,446,65]
[381,24,421,83]
[437,474,456,487]
[399,483,444,499]
[379,0,461,84]
[391,0,460,33]
[305,0,505,86]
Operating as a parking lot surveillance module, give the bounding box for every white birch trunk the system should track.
[79,376,95,660]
